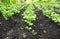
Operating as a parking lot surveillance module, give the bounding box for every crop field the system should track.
[0,0,60,39]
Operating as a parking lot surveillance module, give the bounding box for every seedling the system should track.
[25,26,32,31]
[31,30,37,35]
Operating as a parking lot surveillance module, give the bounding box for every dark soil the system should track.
[0,7,60,39]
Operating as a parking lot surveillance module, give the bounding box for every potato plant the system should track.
[22,4,36,26]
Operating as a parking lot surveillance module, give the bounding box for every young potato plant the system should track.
[25,26,37,35]
[22,4,36,26]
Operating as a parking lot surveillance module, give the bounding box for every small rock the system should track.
[43,30,46,33]
[5,37,8,39]
[0,22,1,24]
[39,35,42,37]
[7,29,13,36]
[20,27,24,30]
[40,24,42,26]
[22,33,27,38]
[22,19,24,21]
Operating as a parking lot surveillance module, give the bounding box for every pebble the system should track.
[40,24,42,26]
[34,25,36,27]
[39,35,42,37]
[5,37,8,39]
[23,33,27,38]
[0,22,1,24]
[43,30,46,33]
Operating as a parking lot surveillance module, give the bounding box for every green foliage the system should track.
[0,0,20,5]
[24,0,60,25]
[31,30,37,35]
[0,3,26,20]
[25,26,32,31]
[34,0,60,25]
[25,26,37,35]
[2,0,10,5]
[22,4,36,26]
